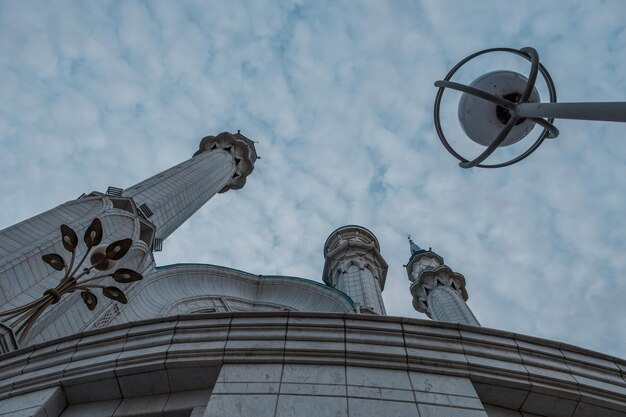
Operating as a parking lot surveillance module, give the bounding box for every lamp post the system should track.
[433,47,626,168]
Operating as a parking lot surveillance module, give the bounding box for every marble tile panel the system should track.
[406,346,468,367]
[0,387,59,414]
[418,403,488,417]
[346,366,410,390]
[171,328,229,344]
[224,338,285,354]
[281,364,345,385]
[572,401,625,417]
[284,339,344,355]
[286,326,344,343]
[203,394,278,417]
[409,371,477,397]
[174,317,231,330]
[521,391,578,417]
[0,406,42,417]
[163,389,210,415]
[276,394,348,417]
[213,382,280,395]
[472,382,529,410]
[287,316,345,328]
[515,338,564,359]
[117,368,171,397]
[413,391,484,409]
[347,397,419,417]
[218,363,283,383]
[59,399,121,417]
[166,365,221,393]
[280,382,345,397]
[76,327,129,348]
[345,318,403,332]
[63,375,122,403]
[113,393,169,416]
[460,329,518,349]
[347,385,414,402]
[127,320,178,337]
[229,316,287,327]
[560,347,620,371]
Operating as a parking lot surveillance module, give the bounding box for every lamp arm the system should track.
[516,102,626,123]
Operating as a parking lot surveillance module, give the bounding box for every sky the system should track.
[1,0,625,357]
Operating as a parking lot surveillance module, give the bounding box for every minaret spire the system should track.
[405,238,480,326]
[407,234,425,256]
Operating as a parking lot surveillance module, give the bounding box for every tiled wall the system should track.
[204,363,487,417]
[2,313,626,417]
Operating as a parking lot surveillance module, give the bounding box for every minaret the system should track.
[322,225,388,315]
[405,237,480,326]
[0,131,257,347]
[124,131,257,241]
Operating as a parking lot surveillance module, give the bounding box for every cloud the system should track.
[1,0,625,357]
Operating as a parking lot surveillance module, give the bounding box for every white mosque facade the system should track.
[0,132,625,417]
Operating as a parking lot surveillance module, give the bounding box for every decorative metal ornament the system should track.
[0,218,143,344]
[434,47,626,168]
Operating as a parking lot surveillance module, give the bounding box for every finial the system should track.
[406,233,425,256]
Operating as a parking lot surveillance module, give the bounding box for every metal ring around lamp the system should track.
[433,47,558,168]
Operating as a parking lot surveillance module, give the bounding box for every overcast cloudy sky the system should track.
[1,1,625,357]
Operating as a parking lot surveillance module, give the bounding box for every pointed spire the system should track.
[406,234,425,256]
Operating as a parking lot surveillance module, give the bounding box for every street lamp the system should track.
[434,47,626,168]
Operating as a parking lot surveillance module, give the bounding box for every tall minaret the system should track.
[322,225,388,315]
[124,131,257,241]
[0,131,257,348]
[405,237,480,326]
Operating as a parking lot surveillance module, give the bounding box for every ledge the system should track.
[0,312,624,416]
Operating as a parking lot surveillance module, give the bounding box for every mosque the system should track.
[0,132,625,416]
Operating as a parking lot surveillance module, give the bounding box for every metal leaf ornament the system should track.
[90,249,115,271]
[42,254,65,271]
[81,291,98,311]
[103,286,128,304]
[83,218,103,248]
[60,224,78,252]
[106,239,132,260]
[113,268,143,284]
[0,217,142,345]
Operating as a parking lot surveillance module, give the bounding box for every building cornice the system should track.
[1,312,625,416]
